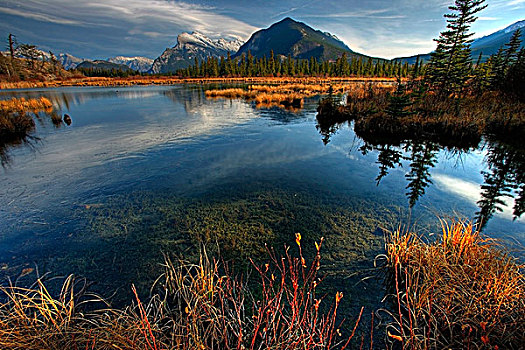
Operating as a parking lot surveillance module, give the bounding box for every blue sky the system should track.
[0,0,523,60]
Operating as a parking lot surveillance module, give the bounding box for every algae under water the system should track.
[0,85,523,310]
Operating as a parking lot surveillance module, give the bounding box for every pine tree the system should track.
[386,79,414,119]
[472,56,493,93]
[425,0,487,95]
[225,52,233,76]
[413,55,421,78]
[504,47,525,100]
[489,29,523,91]
[502,28,522,70]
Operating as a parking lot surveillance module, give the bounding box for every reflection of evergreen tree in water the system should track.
[476,140,525,230]
[405,141,439,207]
[514,182,525,219]
[316,91,524,225]
[359,139,438,207]
[360,142,405,185]
[375,145,404,185]
[316,121,342,145]
[315,90,348,145]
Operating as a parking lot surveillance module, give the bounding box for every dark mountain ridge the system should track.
[76,60,132,72]
[234,17,370,61]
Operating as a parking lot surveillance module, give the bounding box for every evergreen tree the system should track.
[471,55,492,93]
[193,57,199,76]
[488,30,523,93]
[504,47,525,100]
[412,55,421,78]
[386,79,414,119]
[425,0,487,95]
[225,52,233,76]
[269,50,276,76]
[502,28,522,69]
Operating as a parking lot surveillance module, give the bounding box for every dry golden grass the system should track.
[385,221,525,349]
[0,241,362,350]
[0,275,166,350]
[0,97,53,114]
[0,97,56,141]
[203,81,394,110]
[205,88,257,99]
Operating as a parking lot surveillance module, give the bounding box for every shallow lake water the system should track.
[0,85,523,311]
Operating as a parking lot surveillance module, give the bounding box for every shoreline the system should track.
[0,76,399,90]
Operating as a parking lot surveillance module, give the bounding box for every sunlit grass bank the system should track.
[385,221,525,349]
[0,96,63,166]
[317,83,525,144]
[205,82,395,110]
[0,97,57,141]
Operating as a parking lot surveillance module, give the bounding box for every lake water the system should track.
[0,85,523,308]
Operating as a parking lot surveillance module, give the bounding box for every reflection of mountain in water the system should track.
[0,87,169,111]
[316,116,525,230]
[0,86,262,172]
[2,85,311,170]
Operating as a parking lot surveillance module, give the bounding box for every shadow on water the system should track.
[316,112,525,231]
[0,135,40,168]
[0,107,71,168]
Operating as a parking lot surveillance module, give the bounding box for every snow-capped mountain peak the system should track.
[150,32,244,73]
[176,32,242,52]
[216,38,243,53]
[504,20,525,34]
[108,56,154,72]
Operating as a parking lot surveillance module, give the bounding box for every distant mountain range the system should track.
[150,18,376,74]
[76,60,133,72]
[58,53,84,70]
[472,20,525,59]
[57,54,153,72]
[394,19,525,64]
[150,32,243,73]
[35,17,525,74]
[108,56,154,72]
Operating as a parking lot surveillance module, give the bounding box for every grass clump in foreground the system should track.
[385,221,525,349]
[0,237,363,349]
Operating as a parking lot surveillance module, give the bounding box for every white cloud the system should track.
[433,173,516,220]
[477,16,501,21]
[303,8,406,19]
[433,173,481,203]
[1,0,257,41]
[0,7,82,25]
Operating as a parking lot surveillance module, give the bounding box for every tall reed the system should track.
[0,238,362,349]
[384,221,525,349]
